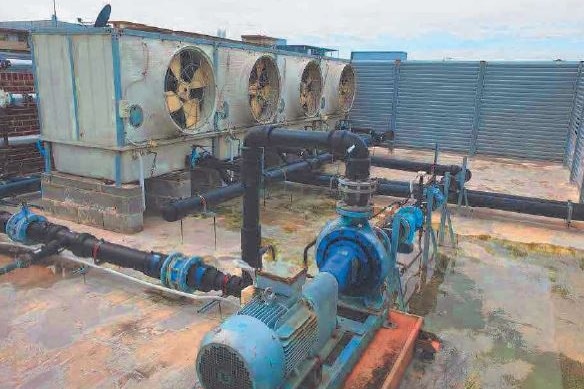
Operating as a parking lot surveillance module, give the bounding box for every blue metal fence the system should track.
[350,59,582,162]
[350,58,584,200]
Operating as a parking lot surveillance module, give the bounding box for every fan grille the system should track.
[300,61,323,117]
[248,56,280,123]
[164,47,215,132]
[339,65,356,112]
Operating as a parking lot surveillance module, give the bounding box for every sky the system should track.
[2,0,584,60]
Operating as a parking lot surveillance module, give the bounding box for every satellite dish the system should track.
[94,4,111,27]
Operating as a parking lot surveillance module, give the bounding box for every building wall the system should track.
[0,66,43,178]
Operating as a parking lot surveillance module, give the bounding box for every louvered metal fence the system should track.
[350,58,584,201]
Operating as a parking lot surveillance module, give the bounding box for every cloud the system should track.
[3,0,584,59]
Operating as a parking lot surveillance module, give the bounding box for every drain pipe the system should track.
[0,210,249,296]
[241,127,370,270]
[161,152,333,221]
[288,173,584,221]
[0,176,41,198]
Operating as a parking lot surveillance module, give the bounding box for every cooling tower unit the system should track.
[280,58,324,121]
[322,62,356,116]
[164,47,215,133]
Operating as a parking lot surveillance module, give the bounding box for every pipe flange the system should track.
[160,252,202,293]
[5,206,46,244]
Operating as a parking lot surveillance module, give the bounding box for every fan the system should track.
[300,61,323,117]
[164,47,214,131]
[248,56,280,123]
[338,65,356,112]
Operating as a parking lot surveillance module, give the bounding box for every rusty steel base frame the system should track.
[278,305,422,389]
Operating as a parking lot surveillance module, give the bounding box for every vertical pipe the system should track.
[111,32,125,148]
[241,146,262,271]
[137,153,146,211]
[44,142,52,173]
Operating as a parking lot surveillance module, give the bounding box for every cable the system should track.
[59,252,240,307]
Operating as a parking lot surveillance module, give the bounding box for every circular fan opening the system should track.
[164,47,215,133]
[339,65,356,112]
[248,56,280,123]
[300,61,323,117]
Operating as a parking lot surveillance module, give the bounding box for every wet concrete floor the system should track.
[1,151,583,388]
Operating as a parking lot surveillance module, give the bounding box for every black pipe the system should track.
[287,174,584,221]
[370,156,472,182]
[0,177,41,198]
[241,127,370,270]
[162,153,333,222]
[0,211,249,297]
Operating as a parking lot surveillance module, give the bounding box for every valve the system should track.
[5,205,46,244]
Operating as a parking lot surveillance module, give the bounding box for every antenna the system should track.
[52,0,58,26]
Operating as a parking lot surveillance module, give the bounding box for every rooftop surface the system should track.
[1,149,583,388]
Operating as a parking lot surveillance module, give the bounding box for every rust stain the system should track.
[344,310,423,389]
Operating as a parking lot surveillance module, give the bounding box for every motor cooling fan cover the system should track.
[164,47,215,133]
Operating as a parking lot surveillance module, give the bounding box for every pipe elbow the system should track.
[328,130,369,159]
[242,125,274,148]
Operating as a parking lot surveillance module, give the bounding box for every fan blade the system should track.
[165,91,183,113]
[169,56,182,81]
[189,68,208,89]
[183,99,200,128]
[251,98,262,116]
[260,84,271,97]
[249,82,259,96]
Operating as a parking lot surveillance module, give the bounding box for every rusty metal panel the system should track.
[476,62,580,161]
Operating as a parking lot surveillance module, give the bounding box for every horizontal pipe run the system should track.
[370,156,472,182]
[288,174,584,221]
[0,177,41,198]
[0,212,248,297]
[162,153,333,222]
[0,135,40,147]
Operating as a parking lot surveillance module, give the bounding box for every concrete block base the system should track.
[41,172,144,233]
[145,168,222,211]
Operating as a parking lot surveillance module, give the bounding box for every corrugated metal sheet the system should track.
[476,62,579,161]
[567,64,584,180]
[349,60,396,133]
[571,100,584,187]
[351,59,582,162]
[395,62,480,152]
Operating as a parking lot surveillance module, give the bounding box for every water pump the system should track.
[196,174,420,389]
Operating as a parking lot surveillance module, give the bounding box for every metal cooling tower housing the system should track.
[279,58,324,121]
[321,62,356,116]
[216,50,280,129]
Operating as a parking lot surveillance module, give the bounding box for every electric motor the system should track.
[196,272,338,389]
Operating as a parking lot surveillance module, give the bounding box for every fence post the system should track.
[469,60,486,155]
[390,59,401,136]
[564,61,584,166]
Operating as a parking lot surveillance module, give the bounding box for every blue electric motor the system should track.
[197,272,338,389]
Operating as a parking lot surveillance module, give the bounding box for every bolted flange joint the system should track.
[160,252,203,293]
